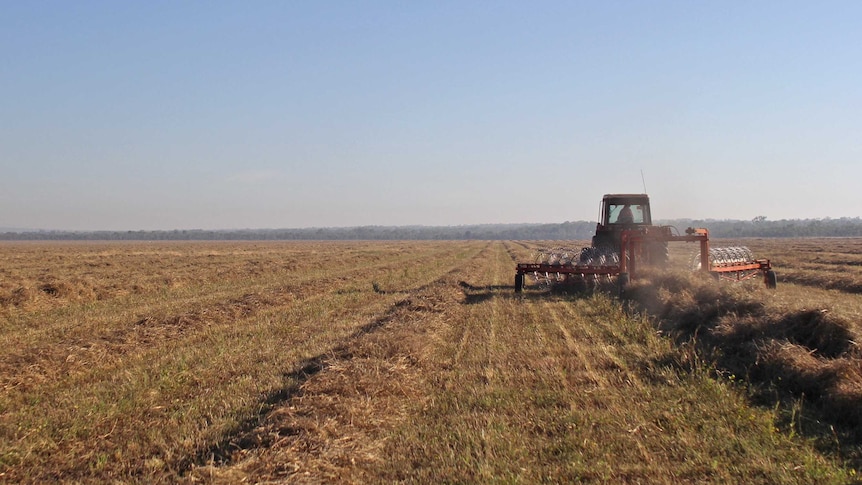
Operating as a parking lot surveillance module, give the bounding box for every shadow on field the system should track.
[457,280,614,305]
[626,271,862,468]
[458,281,515,304]
[185,295,412,471]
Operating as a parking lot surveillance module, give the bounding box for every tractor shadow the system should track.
[184,299,406,472]
[458,280,615,305]
[458,281,514,304]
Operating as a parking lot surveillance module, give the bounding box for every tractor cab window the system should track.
[608,204,645,224]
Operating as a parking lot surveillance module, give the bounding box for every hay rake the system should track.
[515,194,776,294]
[515,227,776,293]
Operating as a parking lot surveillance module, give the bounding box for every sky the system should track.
[2,1,861,231]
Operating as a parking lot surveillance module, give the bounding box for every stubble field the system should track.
[1,239,861,483]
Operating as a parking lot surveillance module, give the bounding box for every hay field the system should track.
[0,239,860,483]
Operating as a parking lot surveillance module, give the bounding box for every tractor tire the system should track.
[646,241,669,267]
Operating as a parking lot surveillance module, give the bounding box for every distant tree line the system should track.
[0,222,597,241]
[2,218,861,241]
[660,217,862,238]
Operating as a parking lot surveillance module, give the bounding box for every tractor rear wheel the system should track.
[646,241,669,266]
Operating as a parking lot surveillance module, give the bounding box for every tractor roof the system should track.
[602,193,650,200]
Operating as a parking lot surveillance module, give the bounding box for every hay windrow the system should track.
[629,266,862,436]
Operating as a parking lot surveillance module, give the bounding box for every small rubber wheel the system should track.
[618,272,629,297]
[765,270,777,289]
[515,273,524,293]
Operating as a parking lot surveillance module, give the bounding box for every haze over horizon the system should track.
[3,2,860,231]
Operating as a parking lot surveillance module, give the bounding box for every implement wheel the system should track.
[618,272,629,297]
[515,273,524,293]
[765,270,777,289]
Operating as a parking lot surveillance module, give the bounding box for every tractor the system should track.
[581,193,669,266]
[514,193,776,293]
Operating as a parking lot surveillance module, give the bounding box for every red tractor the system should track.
[581,193,669,266]
[514,193,776,293]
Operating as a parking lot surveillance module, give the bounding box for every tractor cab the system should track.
[591,194,664,263]
[600,194,652,227]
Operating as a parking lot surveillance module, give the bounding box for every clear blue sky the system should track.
[2,1,860,230]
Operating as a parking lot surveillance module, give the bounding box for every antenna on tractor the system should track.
[641,169,647,193]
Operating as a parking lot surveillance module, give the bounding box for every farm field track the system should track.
[0,240,860,483]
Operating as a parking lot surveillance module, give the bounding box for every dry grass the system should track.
[0,241,484,482]
[721,238,862,294]
[0,240,859,483]
[628,237,862,471]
